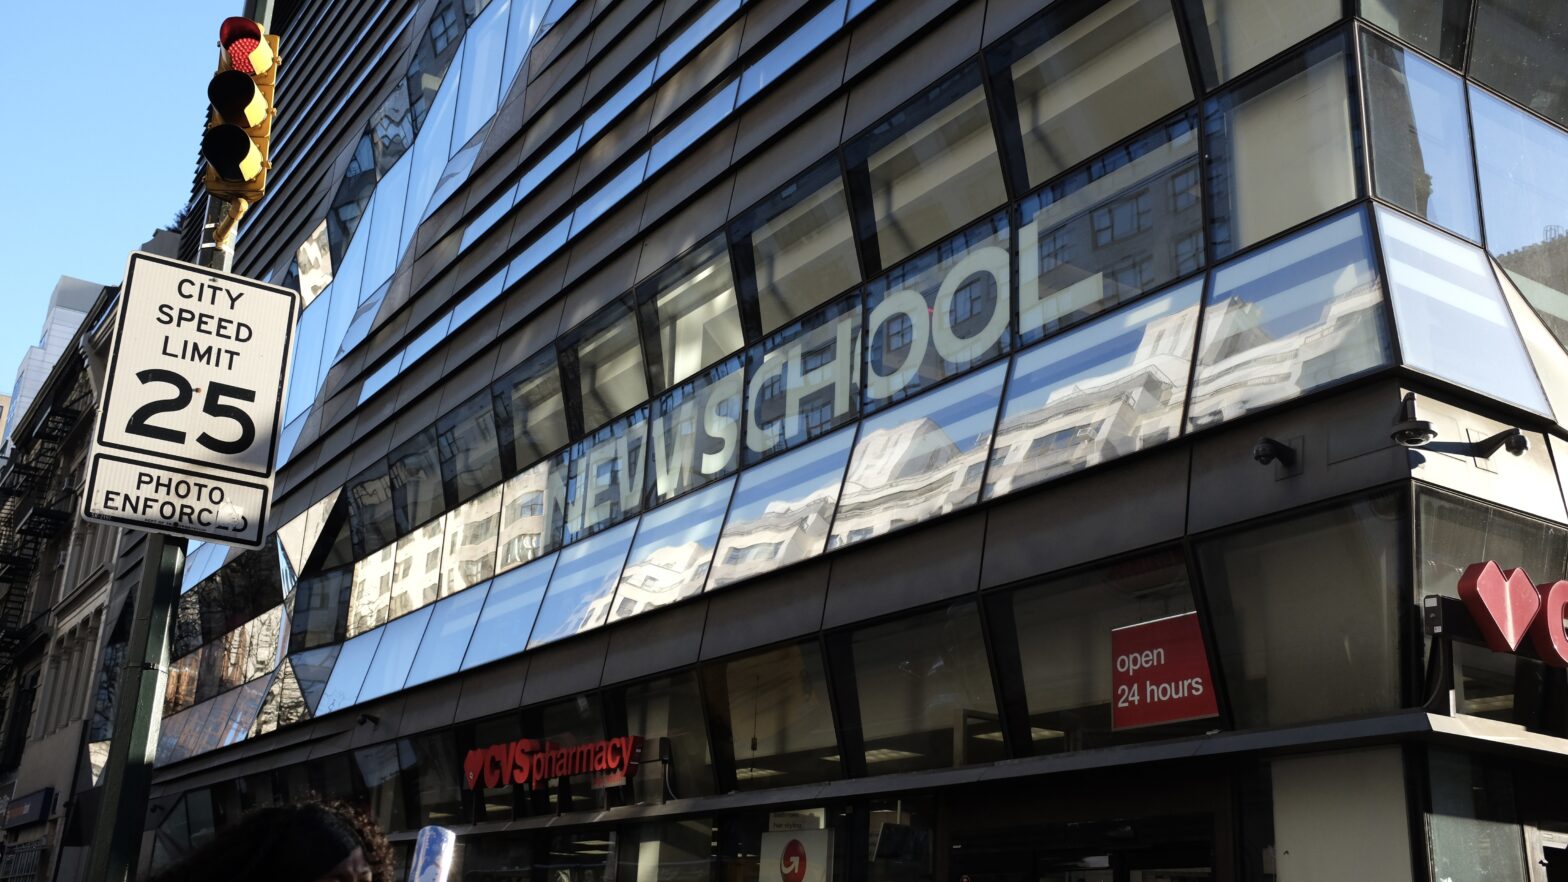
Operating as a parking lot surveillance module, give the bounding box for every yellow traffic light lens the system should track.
[209,70,269,128]
[202,125,264,182]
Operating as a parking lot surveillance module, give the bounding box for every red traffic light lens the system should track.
[219,17,270,75]
[228,37,262,74]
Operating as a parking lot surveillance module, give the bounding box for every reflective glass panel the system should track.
[709,427,854,590]
[988,279,1201,498]
[358,606,433,703]
[287,296,329,423]
[611,477,734,622]
[658,0,741,78]
[720,642,839,788]
[567,300,648,432]
[290,568,351,653]
[291,644,342,715]
[864,215,1010,409]
[620,674,715,803]
[1378,207,1549,414]
[745,294,861,462]
[1362,34,1479,241]
[1471,0,1568,128]
[498,457,567,572]
[462,554,555,669]
[1017,114,1202,343]
[450,269,507,328]
[403,41,464,234]
[390,429,448,534]
[647,355,744,505]
[453,0,509,147]
[583,63,655,142]
[348,462,397,557]
[998,0,1193,188]
[361,153,412,293]
[562,407,649,543]
[504,215,572,288]
[391,517,445,618]
[1184,0,1341,86]
[437,392,504,504]
[316,628,385,716]
[348,544,397,637]
[1188,208,1389,429]
[1203,38,1359,258]
[444,485,502,594]
[737,0,846,103]
[527,519,637,648]
[1007,550,1205,752]
[571,154,649,236]
[1361,0,1471,67]
[1470,86,1568,346]
[461,182,520,250]
[493,348,570,473]
[297,219,334,307]
[649,80,739,172]
[639,237,744,390]
[831,363,1005,549]
[405,581,489,687]
[852,65,1007,268]
[503,0,550,98]
[732,158,861,333]
[851,600,1002,773]
[356,740,410,832]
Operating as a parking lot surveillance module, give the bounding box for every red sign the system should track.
[461,735,642,790]
[1110,612,1219,730]
[1458,560,1568,668]
[780,839,807,882]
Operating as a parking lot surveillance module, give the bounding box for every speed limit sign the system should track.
[82,252,299,548]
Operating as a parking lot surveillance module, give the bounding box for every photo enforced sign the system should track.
[83,252,298,548]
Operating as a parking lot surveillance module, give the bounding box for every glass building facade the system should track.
[129,0,1568,879]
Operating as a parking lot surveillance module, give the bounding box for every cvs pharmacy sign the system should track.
[1458,560,1568,665]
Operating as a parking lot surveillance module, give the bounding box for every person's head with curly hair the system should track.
[146,798,394,882]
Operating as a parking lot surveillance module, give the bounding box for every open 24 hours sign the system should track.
[82,253,298,549]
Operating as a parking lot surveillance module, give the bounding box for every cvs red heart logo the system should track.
[1458,561,1540,652]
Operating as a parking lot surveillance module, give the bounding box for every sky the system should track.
[0,2,218,389]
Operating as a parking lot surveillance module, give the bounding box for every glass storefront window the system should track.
[1415,489,1568,603]
[1187,208,1389,430]
[848,600,1003,773]
[436,392,504,506]
[1361,0,1471,68]
[348,544,396,637]
[638,236,745,391]
[498,456,567,573]
[864,215,1010,410]
[1470,86,1568,347]
[714,642,840,788]
[1203,36,1360,258]
[391,517,445,618]
[355,740,411,832]
[443,485,501,594]
[528,519,637,649]
[1377,207,1549,414]
[612,477,734,622]
[405,580,489,687]
[1470,0,1568,128]
[731,158,862,334]
[538,696,609,814]
[466,713,524,823]
[830,363,1005,550]
[566,300,649,432]
[995,0,1193,189]
[408,732,465,828]
[1197,493,1404,727]
[709,427,854,590]
[1005,550,1202,752]
[848,64,1007,269]
[647,355,744,505]
[1181,0,1341,87]
[618,820,715,882]
[1362,34,1479,241]
[1016,113,1202,343]
[1427,749,1530,881]
[357,605,433,703]
[561,408,649,544]
[463,554,555,670]
[745,295,861,463]
[347,461,397,557]
[390,429,449,534]
[492,347,570,475]
[620,673,715,803]
[987,278,1200,499]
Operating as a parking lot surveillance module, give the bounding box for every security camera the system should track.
[1253,437,1295,466]
[1504,431,1530,456]
[1390,418,1437,448]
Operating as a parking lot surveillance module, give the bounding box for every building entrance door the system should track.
[949,815,1214,882]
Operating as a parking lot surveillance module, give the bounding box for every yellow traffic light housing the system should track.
[202,17,279,204]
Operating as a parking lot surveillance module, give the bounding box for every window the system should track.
[745,295,861,462]
[613,478,734,622]
[317,628,384,716]
[347,461,397,557]
[1187,208,1389,429]
[391,518,445,618]
[436,392,503,506]
[1180,0,1341,87]
[848,601,1003,773]
[389,429,448,534]
[1470,0,1568,128]
[1362,33,1480,241]
[357,606,433,703]
[1018,113,1202,341]
[848,64,1007,269]
[289,569,351,652]
[647,355,744,505]
[1203,36,1360,258]
[639,236,745,390]
[442,485,501,594]
[527,520,638,649]
[710,642,840,789]
[565,300,648,432]
[561,407,648,543]
[348,545,397,637]
[404,580,489,687]
[731,158,861,333]
[1362,0,1471,68]
[492,348,570,474]
[462,556,555,670]
[618,673,715,803]
[993,0,1193,189]
[1196,493,1405,727]
[1427,750,1530,881]
[497,457,567,573]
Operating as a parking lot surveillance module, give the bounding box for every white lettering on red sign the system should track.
[1110,611,1219,731]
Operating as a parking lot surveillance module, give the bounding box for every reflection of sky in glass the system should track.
[612,478,735,621]
[1471,86,1568,257]
[831,363,1005,549]
[463,554,555,669]
[361,153,412,293]
[658,0,741,79]
[316,628,384,715]
[357,606,433,703]
[402,43,463,236]
[290,644,341,714]
[709,428,854,590]
[650,81,740,172]
[453,0,510,148]
[585,63,656,142]
[528,520,638,648]
[1378,207,1548,414]
[739,0,847,102]
[405,582,490,687]
[221,677,273,747]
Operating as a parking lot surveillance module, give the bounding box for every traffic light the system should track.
[202,17,279,203]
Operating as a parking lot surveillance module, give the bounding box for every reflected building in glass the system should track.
[89,1,1568,881]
